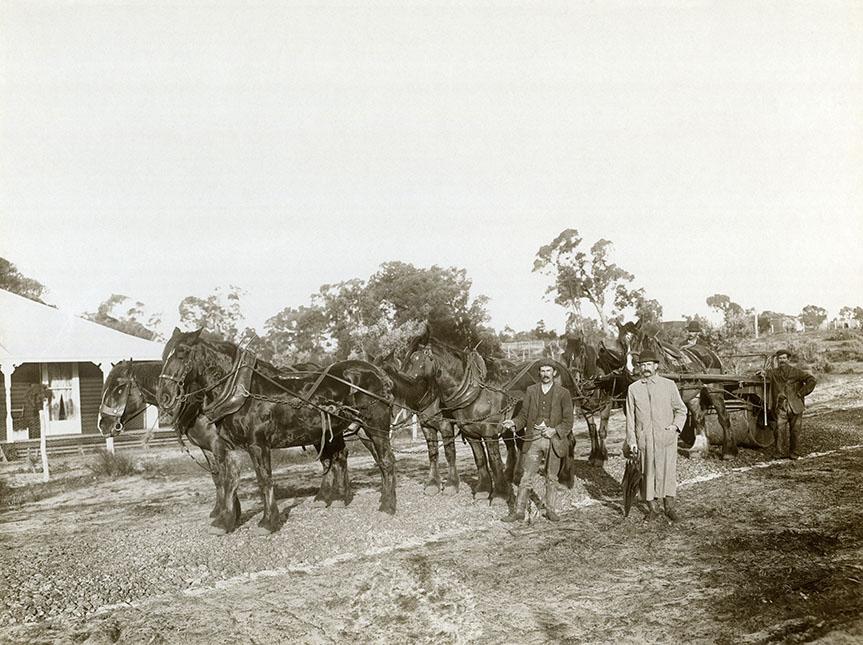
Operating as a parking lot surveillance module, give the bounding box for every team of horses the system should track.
[97,319,740,535]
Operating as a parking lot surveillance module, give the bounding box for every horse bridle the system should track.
[158,346,196,409]
[99,377,148,434]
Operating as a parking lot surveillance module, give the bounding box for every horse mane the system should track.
[122,361,163,395]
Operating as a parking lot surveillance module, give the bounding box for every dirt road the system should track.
[1,377,861,644]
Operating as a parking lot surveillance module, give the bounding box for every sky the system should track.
[2,1,861,337]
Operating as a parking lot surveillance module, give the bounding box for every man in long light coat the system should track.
[625,349,689,522]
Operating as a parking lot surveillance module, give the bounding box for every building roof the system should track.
[0,289,163,364]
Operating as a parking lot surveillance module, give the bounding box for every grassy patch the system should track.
[87,449,138,477]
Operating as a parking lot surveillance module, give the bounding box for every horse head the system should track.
[158,327,206,419]
[616,319,648,375]
[402,344,440,384]
[98,361,147,437]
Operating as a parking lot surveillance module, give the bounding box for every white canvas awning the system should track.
[0,289,163,365]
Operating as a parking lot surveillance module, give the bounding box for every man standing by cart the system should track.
[764,349,816,459]
[500,359,574,523]
[625,350,689,522]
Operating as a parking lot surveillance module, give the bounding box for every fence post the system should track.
[38,409,50,482]
[105,436,115,454]
[412,414,418,443]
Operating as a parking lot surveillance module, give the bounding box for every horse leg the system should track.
[211,444,241,535]
[502,428,517,483]
[316,433,351,508]
[421,423,442,495]
[710,390,737,458]
[439,420,459,495]
[482,432,512,506]
[201,448,223,518]
[357,414,397,515]
[686,395,709,458]
[187,417,230,519]
[466,436,491,493]
[313,453,337,507]
[586,417,599,466]
[248,444,282,534]
[597,399,611,464]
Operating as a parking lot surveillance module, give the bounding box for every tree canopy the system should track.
[259,261,496,364]
[799,304,827,330]
[178,285,248,343]
[0,257,47,303]
[533,229,651,334]
[84,294,163,341]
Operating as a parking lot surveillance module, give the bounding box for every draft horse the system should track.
[617,319,736,458]
[157,328,397,534]
[375,351,461,496]
[98,360,235,519]
[401,326,515,505]
[561,332,630,467]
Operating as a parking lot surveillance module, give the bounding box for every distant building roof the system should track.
[0,289,163,364]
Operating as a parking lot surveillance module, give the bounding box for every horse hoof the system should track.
[207,525,227,536]
[489,496,509,507]
[330,499,347,509]
[424,484,441,496]
[209,509,220,519]
[378,504,397,515]
[442,485,458,496]
[311,498,328,508]
[253,524,276,536]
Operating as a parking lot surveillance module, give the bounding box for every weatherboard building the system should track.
[0,289,164,447]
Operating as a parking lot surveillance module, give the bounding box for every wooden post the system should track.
[754,310,759,339]
[39,409,50,482]
[105,436,115,454]
[411,414,418,443]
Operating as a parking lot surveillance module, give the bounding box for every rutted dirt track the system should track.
[1,376,862,644]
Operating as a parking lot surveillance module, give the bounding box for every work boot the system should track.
[664,497,679,522]
[545,508,561,522]
[501,486,529,523]
[644,500,660,523]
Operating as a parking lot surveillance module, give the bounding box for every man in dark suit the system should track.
[501,359,574,523]
[763,349,816,459]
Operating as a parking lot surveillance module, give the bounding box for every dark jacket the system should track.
[766,365,816,415]
[513,382,574,455]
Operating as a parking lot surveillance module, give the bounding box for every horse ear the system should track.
[171,327,182,338]
[110,361,116,368]
[614,319,623,331]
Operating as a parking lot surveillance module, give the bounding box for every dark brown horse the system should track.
[561,332,630,466]
[617,319,736,458]
[402,326,516,505]
[375,351,461,495]
[157,328,396,534]
[98,360,238,520]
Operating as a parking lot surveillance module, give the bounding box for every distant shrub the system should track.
[87,449,137,477]
[823,361,834,373]
[0,478,9,505]
[826,329,860,342]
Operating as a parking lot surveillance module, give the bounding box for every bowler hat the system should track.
[636,349,660,364]
[774,348,793,358]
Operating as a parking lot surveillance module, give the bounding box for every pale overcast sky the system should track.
[2,1,861,335]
